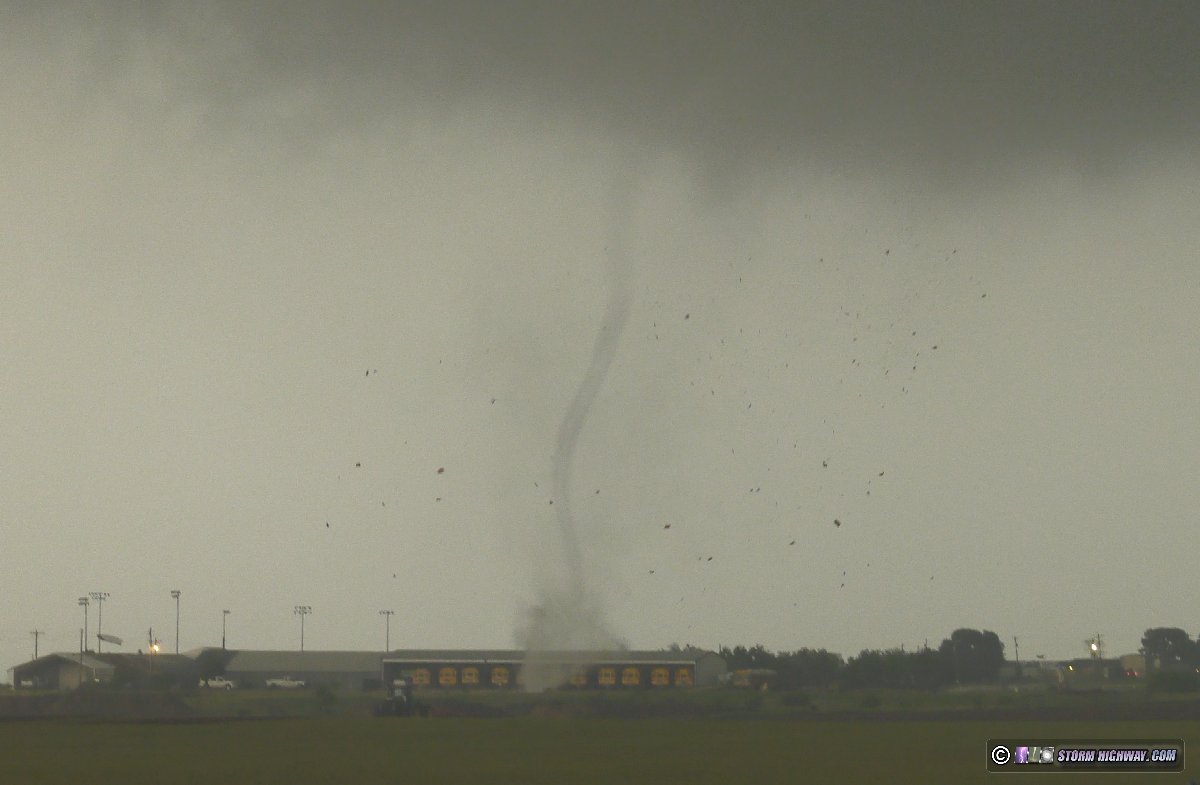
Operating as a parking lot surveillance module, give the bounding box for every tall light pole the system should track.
[89,592,109,652]
[379,610,395,651]
[171,590,181,654]
[222,610,230,650]
[78,597,89,651]
[294,605,311,652]
[31,629,43,660]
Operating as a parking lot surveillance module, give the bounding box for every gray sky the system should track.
[4,1,1199,675]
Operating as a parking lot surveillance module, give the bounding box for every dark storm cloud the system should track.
[19,1,1199,183]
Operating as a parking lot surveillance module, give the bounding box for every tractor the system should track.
[375,676,429,717]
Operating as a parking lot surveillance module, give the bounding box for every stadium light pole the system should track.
[379,610,395,651]
[89,592,109,652]
[294,606,312,652]
[222,610,230,650]
[171,590,181,655]
[78,597,89,651]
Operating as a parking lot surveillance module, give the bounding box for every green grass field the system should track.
[3,716,1197,785]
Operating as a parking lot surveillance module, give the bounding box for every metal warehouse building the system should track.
[223,650,388,691]
[382,648,726,690]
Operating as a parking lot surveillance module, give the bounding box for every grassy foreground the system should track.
[3,717,1197,785]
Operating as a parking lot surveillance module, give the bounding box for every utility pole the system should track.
[31,629,43,660]
[222,610,230,650]
[78,597,89,651]
[379,610,395,651]
[171,590,181,654]
[294,606,312,652]
[148,628,160,677]
[89,592,110,652]
[1014,636,1021,680]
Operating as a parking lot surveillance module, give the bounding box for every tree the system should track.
[1141,628,1196,670]
[196,648,233,682]
[840,648,916,690]
[938,629,1004,684]
[719,644,776,670]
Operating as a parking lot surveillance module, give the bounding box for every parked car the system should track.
[265,676,306,689]
[199,677,236,690]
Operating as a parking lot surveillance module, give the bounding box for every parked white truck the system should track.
[199,677,236,690]
[265,676,306,689]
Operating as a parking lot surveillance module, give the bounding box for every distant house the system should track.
[9,652,196,690]
[1056,658,1126,688]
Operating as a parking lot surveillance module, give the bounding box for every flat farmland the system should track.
[3,717,1198,785]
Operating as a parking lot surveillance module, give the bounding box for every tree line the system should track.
[711,627,1200,691]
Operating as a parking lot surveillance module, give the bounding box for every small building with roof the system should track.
[10,652,197,690]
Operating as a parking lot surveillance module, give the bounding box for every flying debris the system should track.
[355,462,361,468]
[822,460,828,468]
[663,524,671,529]
[789,540,795,546]
[707,557,713,561]
[684,313,690,320]
[878,471,885,477]
[437,467,445,474]
[834,519,842,528]
[325,522,330,528]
